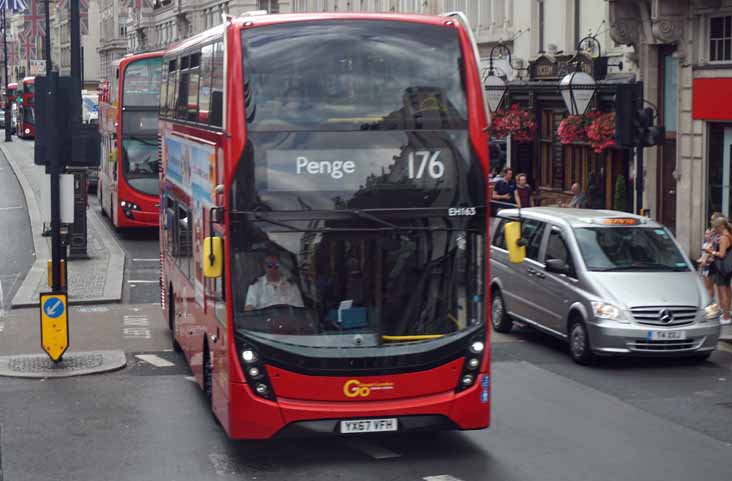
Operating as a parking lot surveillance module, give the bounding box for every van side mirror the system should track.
[203,236,223,278]
[545,258,569,275]
[504,221,525,263]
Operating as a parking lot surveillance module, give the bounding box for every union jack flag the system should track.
[19,31,37,60]
[0,0,29,12]
[80,0,89,35]
[129,0,154,9]
[55,0,91,35]
[22,0,45,39]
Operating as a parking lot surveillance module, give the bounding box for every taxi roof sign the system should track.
[581,217,645,226]
[40,292,69,362]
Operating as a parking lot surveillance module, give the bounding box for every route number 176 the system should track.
[407,151,445,180]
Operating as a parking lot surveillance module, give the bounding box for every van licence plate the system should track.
[340,418,398,433]
[647,330,687,341]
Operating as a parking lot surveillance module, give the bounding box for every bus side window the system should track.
[187,52,201,122]
[176,55,190,121]
[198,44,214,124]
[166,59,178,116]
[209,40,224,127]
[160,59,169,117]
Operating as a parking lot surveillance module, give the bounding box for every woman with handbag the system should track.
[706,216,732,325]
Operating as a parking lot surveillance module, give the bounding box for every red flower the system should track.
[557,115,588,144]
[586,112,616,153]
[489,104,536,143]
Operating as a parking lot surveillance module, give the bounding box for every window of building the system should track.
[258,0,279,13]
[710,15,732,62]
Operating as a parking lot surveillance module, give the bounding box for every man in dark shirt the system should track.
[492,167,516,207]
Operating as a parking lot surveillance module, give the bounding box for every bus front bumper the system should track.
[227,374,491,440]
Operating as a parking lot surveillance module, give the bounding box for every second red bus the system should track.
[98,52,163,229]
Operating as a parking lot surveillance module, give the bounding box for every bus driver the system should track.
[245,253,305,311]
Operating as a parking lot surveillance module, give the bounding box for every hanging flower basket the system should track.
[586,112,616,153]
[557,114,589,144]
[489,104,536,144]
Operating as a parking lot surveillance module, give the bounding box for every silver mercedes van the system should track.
[491,208,722,364]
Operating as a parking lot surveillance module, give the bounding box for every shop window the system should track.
[710,15,732,62]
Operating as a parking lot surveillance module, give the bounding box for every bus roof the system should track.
[165,12,462,56]
[113,51,164,70]
[22,77,35,83]
[6,83,17,89]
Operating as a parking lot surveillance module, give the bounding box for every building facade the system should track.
[98,0,129,82]
[608,0,732,257]
[55,0,102,86]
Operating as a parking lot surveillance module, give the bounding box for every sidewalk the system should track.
[0,140,125,307]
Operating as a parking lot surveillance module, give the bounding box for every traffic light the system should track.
[615,84,641,147]
[614,83,665,148]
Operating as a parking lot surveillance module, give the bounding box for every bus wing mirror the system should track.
[211,206,224,224]
[504,221,526,263]
[203,236,223,278]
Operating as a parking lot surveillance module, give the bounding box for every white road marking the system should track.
[135,354,175,367]
[132,258,159,262]
[346,440,401,460]
[123,315,151,339]
[184,376,196,382]
[0,206,23,211]
[424,476,465,481]
[127,280,158,284]
[718,342,732,354]
[0,322,5,333]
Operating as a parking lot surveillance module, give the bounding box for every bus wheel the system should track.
[99,186,107,217]
[168,291,182,353]
[203,343,212,404]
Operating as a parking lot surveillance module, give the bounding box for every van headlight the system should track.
[591,301,628,323]
[704,302,721,321]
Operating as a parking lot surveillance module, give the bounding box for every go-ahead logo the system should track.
[343,379,395,398]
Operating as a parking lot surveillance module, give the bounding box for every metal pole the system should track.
[44,0,62,290]
[635,145,644,215]
[68,0,87,258]
[2,8,11,142]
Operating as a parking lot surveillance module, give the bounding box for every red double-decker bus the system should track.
[4,82,17,134]
[160,12,491,440]
[98,52,163,228]
[17,77,34,139]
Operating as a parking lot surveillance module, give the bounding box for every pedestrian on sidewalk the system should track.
[698,212,724,301]
[706,216,732,325]
[513,173,534,208]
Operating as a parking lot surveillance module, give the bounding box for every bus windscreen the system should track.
[230,221,485,346]
[123,57,162,107]
[241,21,468,132]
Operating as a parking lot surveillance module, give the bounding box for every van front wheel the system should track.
[491,290,513,333]
[569,320,596,365]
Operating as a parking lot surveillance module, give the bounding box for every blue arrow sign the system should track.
[43,297,64,319]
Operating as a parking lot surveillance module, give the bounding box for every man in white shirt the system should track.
[245,254,304,311]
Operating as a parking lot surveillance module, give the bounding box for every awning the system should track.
[693,78,732,120]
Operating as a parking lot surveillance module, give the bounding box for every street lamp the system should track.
[559,67,596,116]
[483,42,513,113]
[2,6,11,142]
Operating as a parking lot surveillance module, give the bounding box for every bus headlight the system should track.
[456,334,486,393]
[242,349,257,363]
[24,128,29,134]
[705,302,721,321]
[248,367,262,379]
[470,341,484,354]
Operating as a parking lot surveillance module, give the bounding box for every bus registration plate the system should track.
[340,418,398,434]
